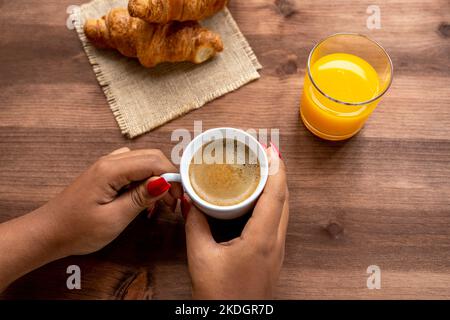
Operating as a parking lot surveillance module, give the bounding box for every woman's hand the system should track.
[40,147,183,256]
[183,144,289,299]
[0,147,182,291]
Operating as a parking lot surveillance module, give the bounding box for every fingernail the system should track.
[171,198,179,212]
[146,206,155,219]
[146,177,171,197]
[270,142,282,159]
[260,142,267,149]
[180,195,190,220]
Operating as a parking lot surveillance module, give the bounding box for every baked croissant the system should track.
[84,8,223,68]
[128,0,228,24]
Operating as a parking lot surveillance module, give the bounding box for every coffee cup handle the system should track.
[161,173,182,183]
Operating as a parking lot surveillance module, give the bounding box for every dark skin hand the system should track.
[0,147,182,291]
[0,145,289,299]
[183,144,289,299]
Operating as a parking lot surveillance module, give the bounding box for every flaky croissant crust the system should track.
[84,8,223,68]
[128,0,228,24]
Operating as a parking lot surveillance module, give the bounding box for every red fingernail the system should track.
[171,199,178,212]
[260,142,267,149]
[270,142,282,159]
[146,177,171,197]
[180,195,190,220]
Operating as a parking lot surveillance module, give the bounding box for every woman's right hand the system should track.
[183,143,289,299]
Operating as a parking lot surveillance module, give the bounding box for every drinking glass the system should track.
[300,33,393,141]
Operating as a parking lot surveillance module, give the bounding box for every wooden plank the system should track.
[0,0,449,299]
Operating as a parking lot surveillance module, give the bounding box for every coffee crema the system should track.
[189,139,261,206]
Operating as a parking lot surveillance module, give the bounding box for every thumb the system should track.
[183,195,216,252]
[112,176,171,219]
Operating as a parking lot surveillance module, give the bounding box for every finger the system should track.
[242,144,287,241]
[95,152,178,191]
[184,195,217,252]
[106,149,166,160]
[109,147,130,155]
[277,189,290,247]
[146,203,156,219]
[108,149,184,201]
[168,182,183,201]
[162,192,176,211]
[161,192,179,212]
[109,176,171,219]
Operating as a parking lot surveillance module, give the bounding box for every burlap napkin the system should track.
[74,0,261,138]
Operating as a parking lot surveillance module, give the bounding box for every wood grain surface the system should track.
[0,0,449,299]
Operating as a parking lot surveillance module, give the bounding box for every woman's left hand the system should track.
[0,147,183,291]
[40,147,183,256]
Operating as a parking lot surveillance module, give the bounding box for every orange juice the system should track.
[301,53,381,140]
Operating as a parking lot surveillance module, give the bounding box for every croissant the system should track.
[128,0,228,24]
[84,8,223,68]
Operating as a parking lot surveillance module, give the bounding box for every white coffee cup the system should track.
[162,127,269,220]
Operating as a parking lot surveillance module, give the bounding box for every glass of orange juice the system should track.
[300,33,393,141]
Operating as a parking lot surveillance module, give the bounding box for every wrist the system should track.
[29,205,71,261]
[0,205,69,291]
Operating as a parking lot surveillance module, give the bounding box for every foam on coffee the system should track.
[189,139,261,206]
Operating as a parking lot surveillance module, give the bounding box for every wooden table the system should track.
[1,0,449,299]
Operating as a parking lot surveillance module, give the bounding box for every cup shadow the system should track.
[208,210,252,243]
